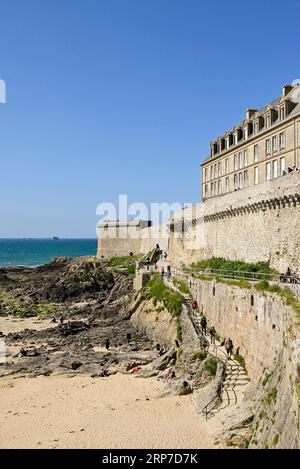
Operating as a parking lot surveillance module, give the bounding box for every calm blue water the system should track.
[0,239,98,267]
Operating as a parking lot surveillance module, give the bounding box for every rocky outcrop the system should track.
[129,296,177,349]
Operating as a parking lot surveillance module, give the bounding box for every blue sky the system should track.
[0,0,299,237]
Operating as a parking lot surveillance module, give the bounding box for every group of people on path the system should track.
[191,299,235,359]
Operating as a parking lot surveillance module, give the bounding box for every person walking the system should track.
[105,338,110,350]
[209,326,216,345]
[160,266,165,278]
[167,265,171,280]
[225,338,234,359]
[200,316,207,336]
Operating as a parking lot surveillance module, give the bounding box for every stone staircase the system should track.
[164,276,250,420]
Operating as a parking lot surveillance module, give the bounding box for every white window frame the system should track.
[279,132,285,150]
[225,158,229,174]
[239,152,243,169]
[265,139,271,156]
[266,162,271,181]
[244,149,248,167]
[234,154,238,171]
[280,156,286,175]
[254,166,259,185]
[225,177,229,193]
[234,173,238,190]
[272,135,278,153]
[238,172,243,189]
[273,159,278,179]
[254,144,259,163]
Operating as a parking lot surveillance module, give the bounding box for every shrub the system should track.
[255,279,270,291]
[234,353,246,369]
[173,277,192,297]
[193,351,208,361]
[188,257,276,276]
[146,273,184,341]
[204,357,218,376]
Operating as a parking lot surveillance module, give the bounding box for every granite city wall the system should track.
[187,276,300,448]
[97,172,300,273]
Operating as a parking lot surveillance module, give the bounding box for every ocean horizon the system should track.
[0,238,98,267]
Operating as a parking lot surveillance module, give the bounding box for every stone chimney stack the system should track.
[246,109,257,120]
[282,84,293,96]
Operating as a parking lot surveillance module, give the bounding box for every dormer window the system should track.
[210,141,218,158]
[243,121,253,140]
[217,137,226,154]
[254,114,264,134]
[279,106,285,120]
[266,114,271,128]
[233,127,243,145]
[225,131,233,150]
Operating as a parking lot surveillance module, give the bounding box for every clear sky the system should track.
[0,0,299,237]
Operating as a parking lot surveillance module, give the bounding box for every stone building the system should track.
[97,219,151,258]
[201,83,300,200]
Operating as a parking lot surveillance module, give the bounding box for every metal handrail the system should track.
[184,268,300,283]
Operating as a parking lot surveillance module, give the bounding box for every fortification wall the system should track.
[97,172,300,273]
[188,276,300,448]
[167,172,300,272]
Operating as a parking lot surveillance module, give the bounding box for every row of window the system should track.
[211,103,289,156]
[204,132,286,182]
[204,157,286,197]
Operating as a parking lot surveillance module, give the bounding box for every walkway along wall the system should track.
[188,276,300,448]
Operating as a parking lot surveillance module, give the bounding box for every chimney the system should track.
[246,108,257,120]
[282,84,293,96]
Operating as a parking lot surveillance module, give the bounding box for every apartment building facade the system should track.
[201,84,300,200]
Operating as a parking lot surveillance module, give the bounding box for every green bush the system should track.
[234,353,246,369]
[146,273,184,341]
[188,257,276,276]
[108,255,140,267]
[255,279,270,291]
[193,351,208,361]
[173,277,192,297]
[204,356,218,376]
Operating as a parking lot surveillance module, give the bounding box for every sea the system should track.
[0,239,98,267]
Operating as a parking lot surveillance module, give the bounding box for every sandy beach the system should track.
[0,373,214,449]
